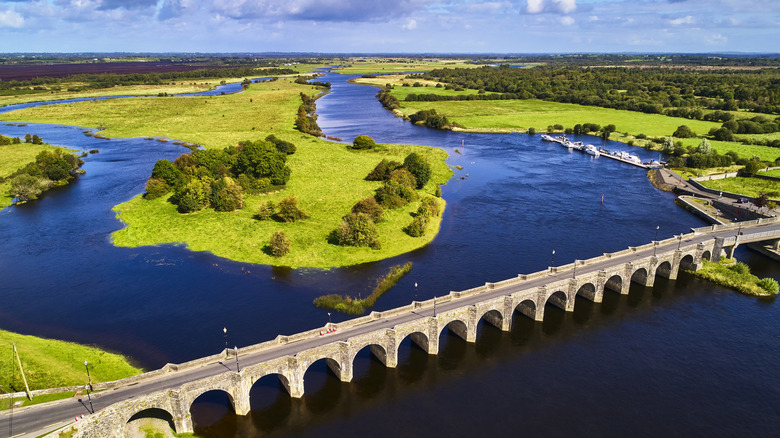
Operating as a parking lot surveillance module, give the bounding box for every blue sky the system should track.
[1,0,778,53]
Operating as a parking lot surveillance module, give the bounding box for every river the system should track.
[0,71,777,437]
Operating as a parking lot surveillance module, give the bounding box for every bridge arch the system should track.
[396,329,434,355]
[514,298,538,320]
[701,250,712,261]
[186,387,238,416]
[439,318,470,343]
[545,290,568,311]
[124,406,178,435]
[680,254,696,271]
[630,267,650,286]
[655,261,673,279]
[576,282,597,301]
[349,341,392,369]
[604,274,624,294]
[477,308,505,331]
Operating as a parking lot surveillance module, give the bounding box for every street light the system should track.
[234,346,240,372]
[677,234,683,251]
[433,296,437,317]
[84,360,92,392]
[572,261,577,278]
[551,249,556,267]
[654,225,660,242]
[327,312,331,325]
[414,282,418,301]
[223,327,228,352]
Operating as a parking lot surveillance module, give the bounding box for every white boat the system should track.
[541,134,555,142]
[570,141,584,151]
[585,144,600,156]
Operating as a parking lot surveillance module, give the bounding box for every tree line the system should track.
[414,65,780,115]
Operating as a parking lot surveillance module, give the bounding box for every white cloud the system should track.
[526,0,576,14]
[561,15,574,25]
[669,15,695,26]
[0,9,24,28]
[402,18,417,30]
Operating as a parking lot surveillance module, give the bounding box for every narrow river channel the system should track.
[0,71,777,437]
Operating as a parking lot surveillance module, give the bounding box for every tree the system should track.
[697,138,712,155]
[175,178,209,213]
[8,174,48,202]
[403,153,431,189]
[335,213,381,249]
[233,140,290,185]
[211,180,244,212]
[527,127,536,135]
[741,160,763,176]
[256,200,275,221]
[151,159,183,187]
[269,232,291,257]
[350,135,376,150]
[144,178,170,199]
[673,125,697,138]
[405,215,428,237]
[753,192,769,208]
[663,137,674,154]
[365,159,401,181]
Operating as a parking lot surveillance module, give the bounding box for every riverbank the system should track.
[0,329,142,403]
[0,78,452,268]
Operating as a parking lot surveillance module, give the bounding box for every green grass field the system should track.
[0,79,452,268]
[698,176,780,198]
[0,142,59,208]
[0,329,142,393]
[336,59,480,75]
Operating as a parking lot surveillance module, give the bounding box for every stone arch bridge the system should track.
[47,218,780,437]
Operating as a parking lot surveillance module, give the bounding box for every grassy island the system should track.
[0,78,452,268]
[689,258,779,297]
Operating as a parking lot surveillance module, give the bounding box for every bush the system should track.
[256,200,275,220]
[389,168,418,189]
[731,262,751,276]
[276,195,308,223]
[527,127,536,135]
[151,159,183,187]
[403,152,431,189]
[350,135,376,150]
[420,196,440,216]
[673,125,697,138]
[758,277,779,294]
[269,232,291,257]
[352,197,384,223]
[144,178,170,199]
[336,213,381,249]
[405,215,428,237]
[365,159,401,181]
[8,174,48,202]
[265,134,296,155]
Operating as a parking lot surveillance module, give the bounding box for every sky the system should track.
[1,0,779,54]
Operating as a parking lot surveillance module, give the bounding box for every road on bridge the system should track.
[6,220,780,437]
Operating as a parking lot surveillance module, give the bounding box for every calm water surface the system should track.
[0,72,777,437]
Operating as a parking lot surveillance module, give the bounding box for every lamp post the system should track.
[414,282,418,301]
[327,312,331,325]
[551,249,555,267]
[677,234,683,251]
[433,296,437,317]
[654,225,659,242]
[223,327,228,353]
[84,360,92,392]
[234,346,240,372]
[653,225,660,257]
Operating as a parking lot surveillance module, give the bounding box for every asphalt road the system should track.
[5,220,779,437]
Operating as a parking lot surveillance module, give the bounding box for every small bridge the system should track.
[32,218,780,437]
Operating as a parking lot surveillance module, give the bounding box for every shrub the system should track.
[336,213,381,249]
[276,196,308,223]
[352,197,384,223]
[405,215,428,237]
[256,200,275,220]
[527,127,536,135]
[269,232,291,257]
[420,196,441,216]
[265,134,296,155]
[673,125,697,138]
[350,135,376,150]
[730,262,751,276]
[365,159,401,181]
[758,277,779,294]
[403,152,431,189]
[144,178,170,200]
[389,168,418,190]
